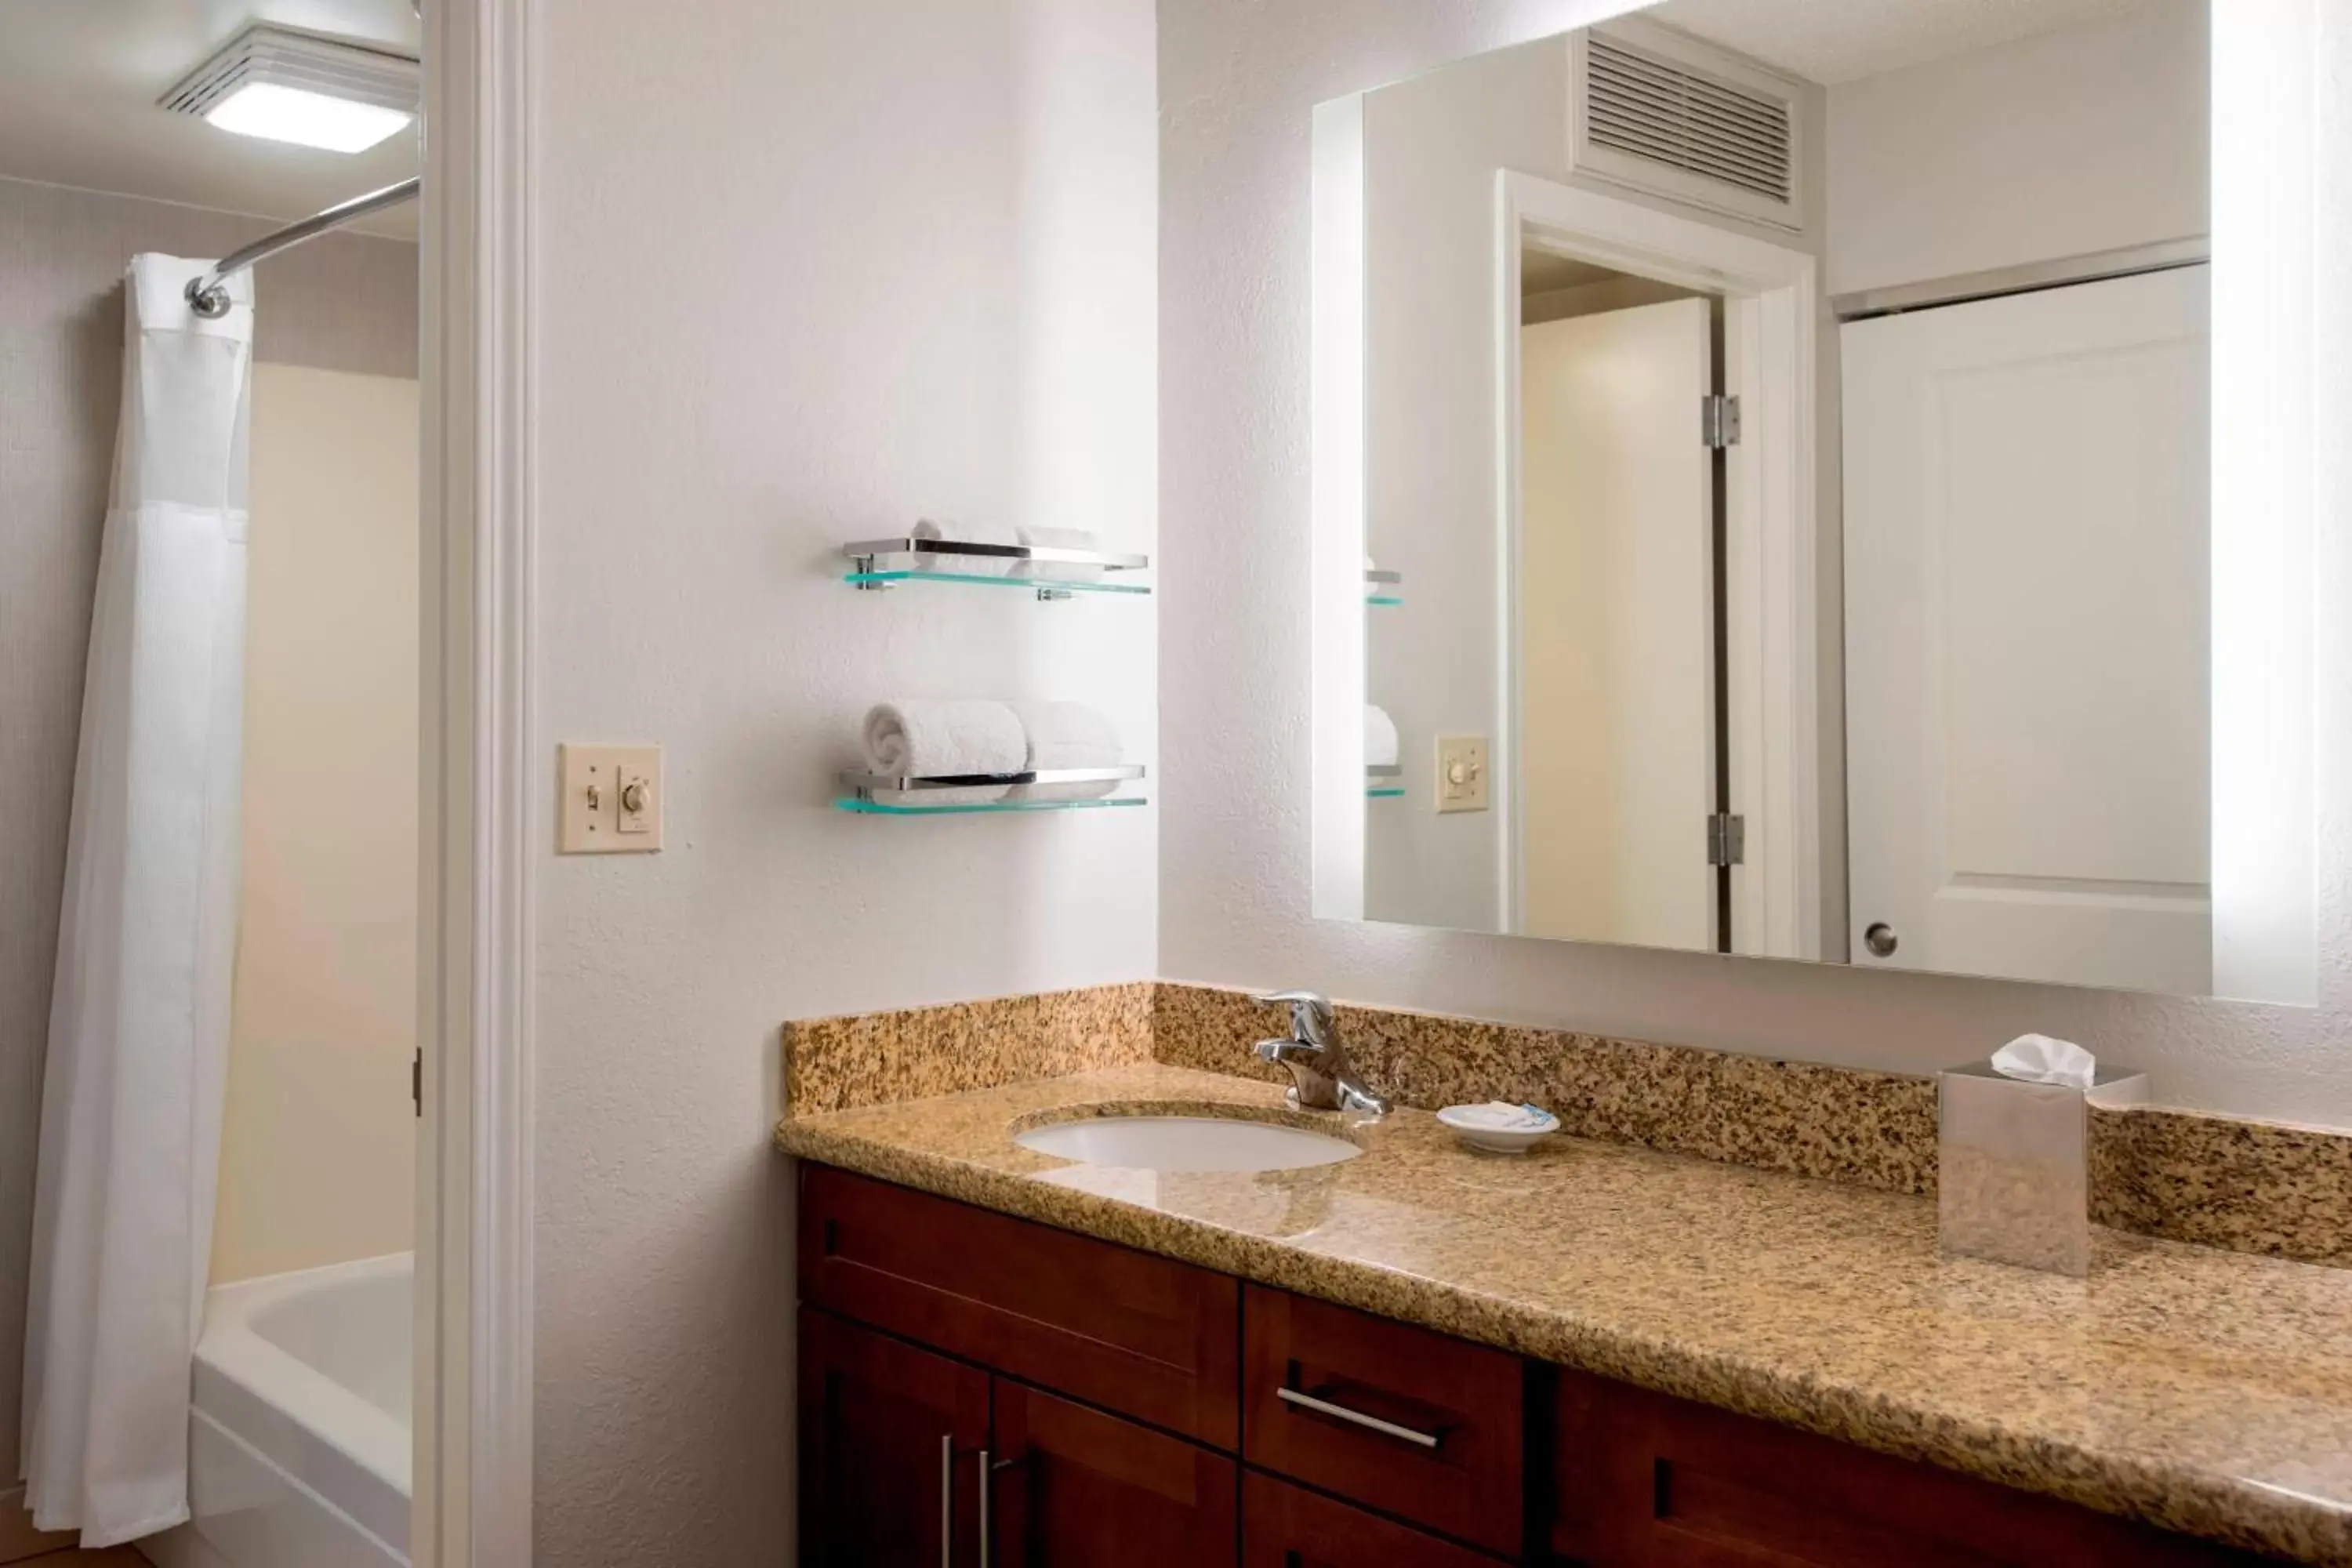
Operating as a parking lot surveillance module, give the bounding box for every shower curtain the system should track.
[20,255,253,1547]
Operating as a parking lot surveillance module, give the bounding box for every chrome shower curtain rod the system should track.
[185,176,421,318]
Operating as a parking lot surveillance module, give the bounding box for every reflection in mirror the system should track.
[1316,0,2321,1000]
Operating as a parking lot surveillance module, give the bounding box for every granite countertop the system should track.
[775,1062,2352,1565]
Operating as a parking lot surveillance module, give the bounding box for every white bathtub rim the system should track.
[198,1253,411,1518]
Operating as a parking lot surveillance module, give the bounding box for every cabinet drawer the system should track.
[1242,1285,1524,1557]
[1242,1472,1507,1567]
[800,1163,1241,1447]
[1566,1372,2266,1568]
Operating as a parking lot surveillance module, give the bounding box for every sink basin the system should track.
[1015,1116,1360,1173]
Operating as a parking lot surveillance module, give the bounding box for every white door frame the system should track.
[1494,171,1820,959]
[416,0,535,1563]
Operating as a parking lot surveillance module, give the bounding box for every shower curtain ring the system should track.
[185,276,233,319]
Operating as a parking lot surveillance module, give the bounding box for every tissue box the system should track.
[1937,1062,2147,1276]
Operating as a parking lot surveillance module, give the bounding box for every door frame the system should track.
[1494,171,1820,959]
[416,0,536,1563]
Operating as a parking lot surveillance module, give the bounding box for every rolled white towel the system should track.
[912,516,1021,577]
[862,699,1027,804]
[1013,525,1104,583]
[1007,700,1123,800]
[1364,705,1399,769]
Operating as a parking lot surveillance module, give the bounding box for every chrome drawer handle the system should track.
[1276,1385,1443,1450]
[978,1448,996,1568]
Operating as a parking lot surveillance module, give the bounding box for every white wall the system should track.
[1159,0,2352,1127]
[1826,0,2209,296]
[531,0,1156,1561]
[212,364,419,1287]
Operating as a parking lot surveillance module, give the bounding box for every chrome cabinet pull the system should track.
[1276,1385,1442,1450]
[1864,922,1899,957]
[977,1448,993,1568]
[940,1435,954,1568]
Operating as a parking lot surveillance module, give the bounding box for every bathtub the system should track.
[143,1253,411,1568]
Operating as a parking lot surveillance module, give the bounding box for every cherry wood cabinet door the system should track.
[1565,1370,2266,1568]
[800,1308,991,1567]
[1242,1472,1508,1567]
[989,1380,1239,1566]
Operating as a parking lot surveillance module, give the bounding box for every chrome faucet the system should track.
[1254,989,1388,1116]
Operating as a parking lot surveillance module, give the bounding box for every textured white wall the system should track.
[1159,0,2352,1127]
[531,0,1156,1560]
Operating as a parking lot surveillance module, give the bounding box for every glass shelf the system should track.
[837,764,1147,815]
[1367,786,1406,799]
[837,795,1148,815]
[1366,593,1404,608]
[844,568,1150,597]
[843,535,1150,599]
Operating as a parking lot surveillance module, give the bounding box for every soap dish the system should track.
[1436,1103,1559,1156]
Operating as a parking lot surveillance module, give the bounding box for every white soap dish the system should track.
[1436,1102,1559,1155]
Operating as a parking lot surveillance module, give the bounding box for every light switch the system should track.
[559,743,664,853]
[1436,735,1489,814]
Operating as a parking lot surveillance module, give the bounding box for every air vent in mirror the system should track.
[1570,21,1804,234]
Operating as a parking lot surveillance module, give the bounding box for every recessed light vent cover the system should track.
[1569,21,1803,234]
[161,23,419,121]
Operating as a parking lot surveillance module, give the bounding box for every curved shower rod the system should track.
[185,176,421,318]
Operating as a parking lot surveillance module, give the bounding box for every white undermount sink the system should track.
[1015,1116,1360,1173]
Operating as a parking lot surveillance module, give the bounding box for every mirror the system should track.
[1312,0,2318,1001]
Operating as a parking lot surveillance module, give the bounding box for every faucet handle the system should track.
[1254,989,1333,1046]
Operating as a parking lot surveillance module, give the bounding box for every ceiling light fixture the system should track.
[161,24,419,154]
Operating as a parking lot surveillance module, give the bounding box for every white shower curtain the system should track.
[20,255,253,1547]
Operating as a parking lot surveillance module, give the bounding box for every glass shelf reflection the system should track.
[844,569,1150,597]
[836,795,1149,816]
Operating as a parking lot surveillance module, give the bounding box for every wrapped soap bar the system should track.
[1937,1057,2147,1276]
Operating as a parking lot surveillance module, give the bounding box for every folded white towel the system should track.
[1013,526,1104,583]
[1363,705,1399,769]
[912,516,1021,577]
[1007,700,1123,800]
[862,699,1027,803]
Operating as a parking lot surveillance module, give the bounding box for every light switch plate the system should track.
[559,743,663,853]
[1436,735,1490,813]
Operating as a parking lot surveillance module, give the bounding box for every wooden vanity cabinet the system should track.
[1551,1369,2265,1568]
[799,1308,1236,1566]
[797,1309,989,1566]
[1244,1472,1511,1567]
[798,1165,2267,1568]
[1243,1283,1526,1555]
[991,1381,1238,1566]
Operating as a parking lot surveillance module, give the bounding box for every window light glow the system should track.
[203,82,412,154]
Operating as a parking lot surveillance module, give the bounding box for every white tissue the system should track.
[1363,705,1399,768]
[1446,1102,1552,1131]
[1989,1033,2096,1091]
